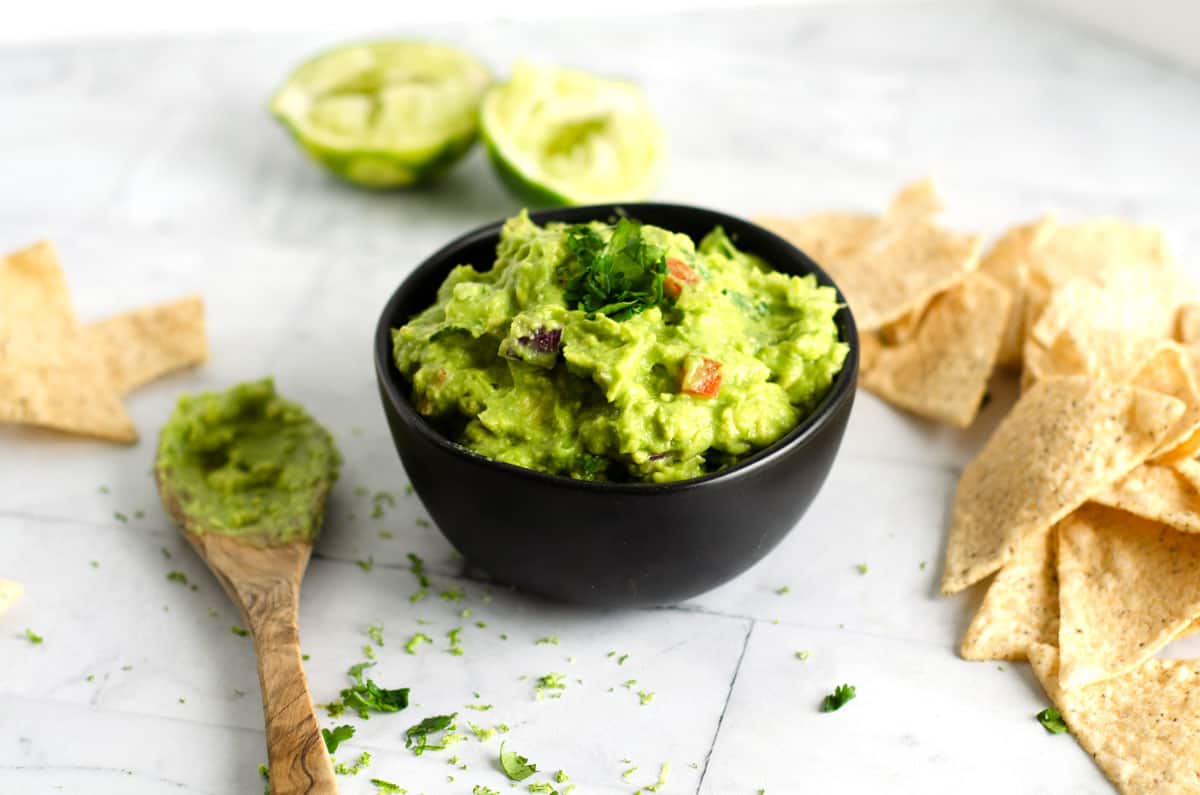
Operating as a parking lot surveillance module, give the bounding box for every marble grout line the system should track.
[0,764,218,795]
[695,617,754,793]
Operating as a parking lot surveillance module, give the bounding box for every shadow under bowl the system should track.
[374,203,859,607]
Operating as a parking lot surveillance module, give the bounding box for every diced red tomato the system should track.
[681,355,723,399]
[664,257,701,298]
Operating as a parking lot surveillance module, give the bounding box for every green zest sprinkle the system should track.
[535,636,560,645]
[775,585,790,595]
[405,633,433,655]
[166,571,188,585]
[231,625,249,637]
[405,713,458,755]
[822,683,857,712]
[363,644,376,660]
[161,547,172,559]
[856,563,868,575]
[114,511,128,523]
[1037,707,1069,734]
[357,557,375,572]
[334,751,371,775]
[23,628,43,645]
[637,690,655,705]
[98,485,110,494]
[353,486,369,497]
[646,761,670,791]
[622,766,638,780]
[617,654,629,665]
[468,722,496,742]
[465,703,493,711]
[535,672,567,700]
[89,560,99,568]
[410,588,429,603]
[259,763,270,795]
[415,517,431,528]
[371,779,407,793]
[472,787,499,795]
[499,742,537,781]
[441,586,465,602]
[404,483,415,495]
[555,770,568,783]
[527,784,556,793]
[322,725,355,753]
[447,627,464,656]
[367,623,385,646]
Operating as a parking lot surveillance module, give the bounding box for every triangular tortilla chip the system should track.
[756,179,981,331]
[960,524,1058,660]
[977,216,1057,370]
[0,579,23,616]
[860,272,1010,428]
[1028,642,1200,795]
[85,295,208,394]
[941,376,1184,595]
[1057,504,1200,690]
[1177,304,1200,345]
[0,242,135,442]
[1133,345,1200,461]
[1093,464,1200,535]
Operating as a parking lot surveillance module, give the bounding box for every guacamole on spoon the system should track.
[393,211,847,483]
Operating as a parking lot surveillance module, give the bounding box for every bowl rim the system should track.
[374,202,859,494]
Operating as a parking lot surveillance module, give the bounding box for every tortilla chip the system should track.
[960,524,1058,660]
[977,216,1057,370]
[756,179,981,331]
[1133,345,1200,461]
[859,272,1010,428]
[0,579,23,616]
[1093,463,1200,535]
[85,295,208,394]
[1177,304,1200,345]
[940,376,1184,595]
[1028,642,1200,795]
[1057,504,1200,690]
[0,242,136,442]
[1023,324,1169,390]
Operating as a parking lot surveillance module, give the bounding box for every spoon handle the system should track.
[234,550,337,794]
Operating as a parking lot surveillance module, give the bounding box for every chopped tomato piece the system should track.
[681,354,723,399]
[664,257,701,297]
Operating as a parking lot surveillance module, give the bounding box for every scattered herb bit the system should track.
[161,547,172,559]
[178,697,187,704]
[134,510,145,519]
[98,485,110,494]
[334,751,371,775]
[1037,707,1069,734]
[617,654,629,665]
[856,563,868,575]
[795,650,811,661]
[500,634,509,641]
[405,713,458,755]
[536,636,560,646]
[499,743,537,781]
[475,621,488,629]
[404,483,415,495]
[335,665,410,719]
[447,627,464,656]
[208,607,218,618]
[353,486,369,497]
[405,632,433,655]
[233,689,245,697]
[527,784,556,793]
[468,722,496,742]
[231,625,249,637]
[607,651,615,658]
[259,763,270,795]
[357,557,375,572]
[89,560,99,568]
[622,679,638,689]
[645,761,670,791]
[322,725,356,754]
[821,684,857,712]
[410,588,429,603]
[440,586,465,602]
[460,608,473,618]
[465,703,493,712]
[114,511,128,523]
[555,770,568,784]
[363,644,376,660]
[166,571,188,585]
[473,787,499,795]
[86,674,95,682]
[775,585,790,595]
[367,623,385,646]
[920,560,928,570]
[637,690,655,705]
[622,766,638,781]
[415,517,431,528]
[378,530,394,540]
[535,672,567,700]
[371,778,406,793]
[121,665,132,671]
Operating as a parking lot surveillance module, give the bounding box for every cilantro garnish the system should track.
[447,627,464,656]
[821,684,857,712]
[367,623,385,646]
[371,777,406,793]
[637,690,655,705]
[775,585,790,595]
[23,628,43,645]
[333,751,371,775]
[166,571,188,585]
[405,632,432,655]
[329,661,410,719]
[357,557,375,572]
[1037,707,1068,734]
[535,672,567,700]
[499,742,537,781]
[441,586,465,602]
[363,644,376,660]
[322,724,355,753]
[795,650,811,661]
[231,625,249,637]
[465,703,493,711]
[472,787,499,795]
[561,218,667,321]
[535,636,560,646]
[405,713,458,755]
[258,762,270,795]
[527,784,556,793]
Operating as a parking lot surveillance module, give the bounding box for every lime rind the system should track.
[270,41,491,188]
[480,61,667,206]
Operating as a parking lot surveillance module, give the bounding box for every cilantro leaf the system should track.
[329,662,409,719]
[561,218,667,321]
[322,724,355,753]
[405,713,457,755]
[499,742,537,781]
[23,628,43,645]
[371,779,407,793]
[333,750,371,775]
[1037,707,1069,734]
[821,683,857,712]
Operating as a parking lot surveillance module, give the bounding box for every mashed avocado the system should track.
[156,379,340,544]
[393,212,847,483]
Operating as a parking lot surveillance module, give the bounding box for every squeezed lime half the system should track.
[270,41,491,188]
[480,60,667,206]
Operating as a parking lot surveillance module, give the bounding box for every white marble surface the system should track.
[2,2,1199,793]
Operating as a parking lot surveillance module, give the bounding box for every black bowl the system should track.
[374,203,858,607]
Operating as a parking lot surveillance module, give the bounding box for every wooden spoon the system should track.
[157,473,339,795]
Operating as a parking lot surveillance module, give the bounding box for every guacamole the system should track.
[156,378,340,544]
[393,212,847,483]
